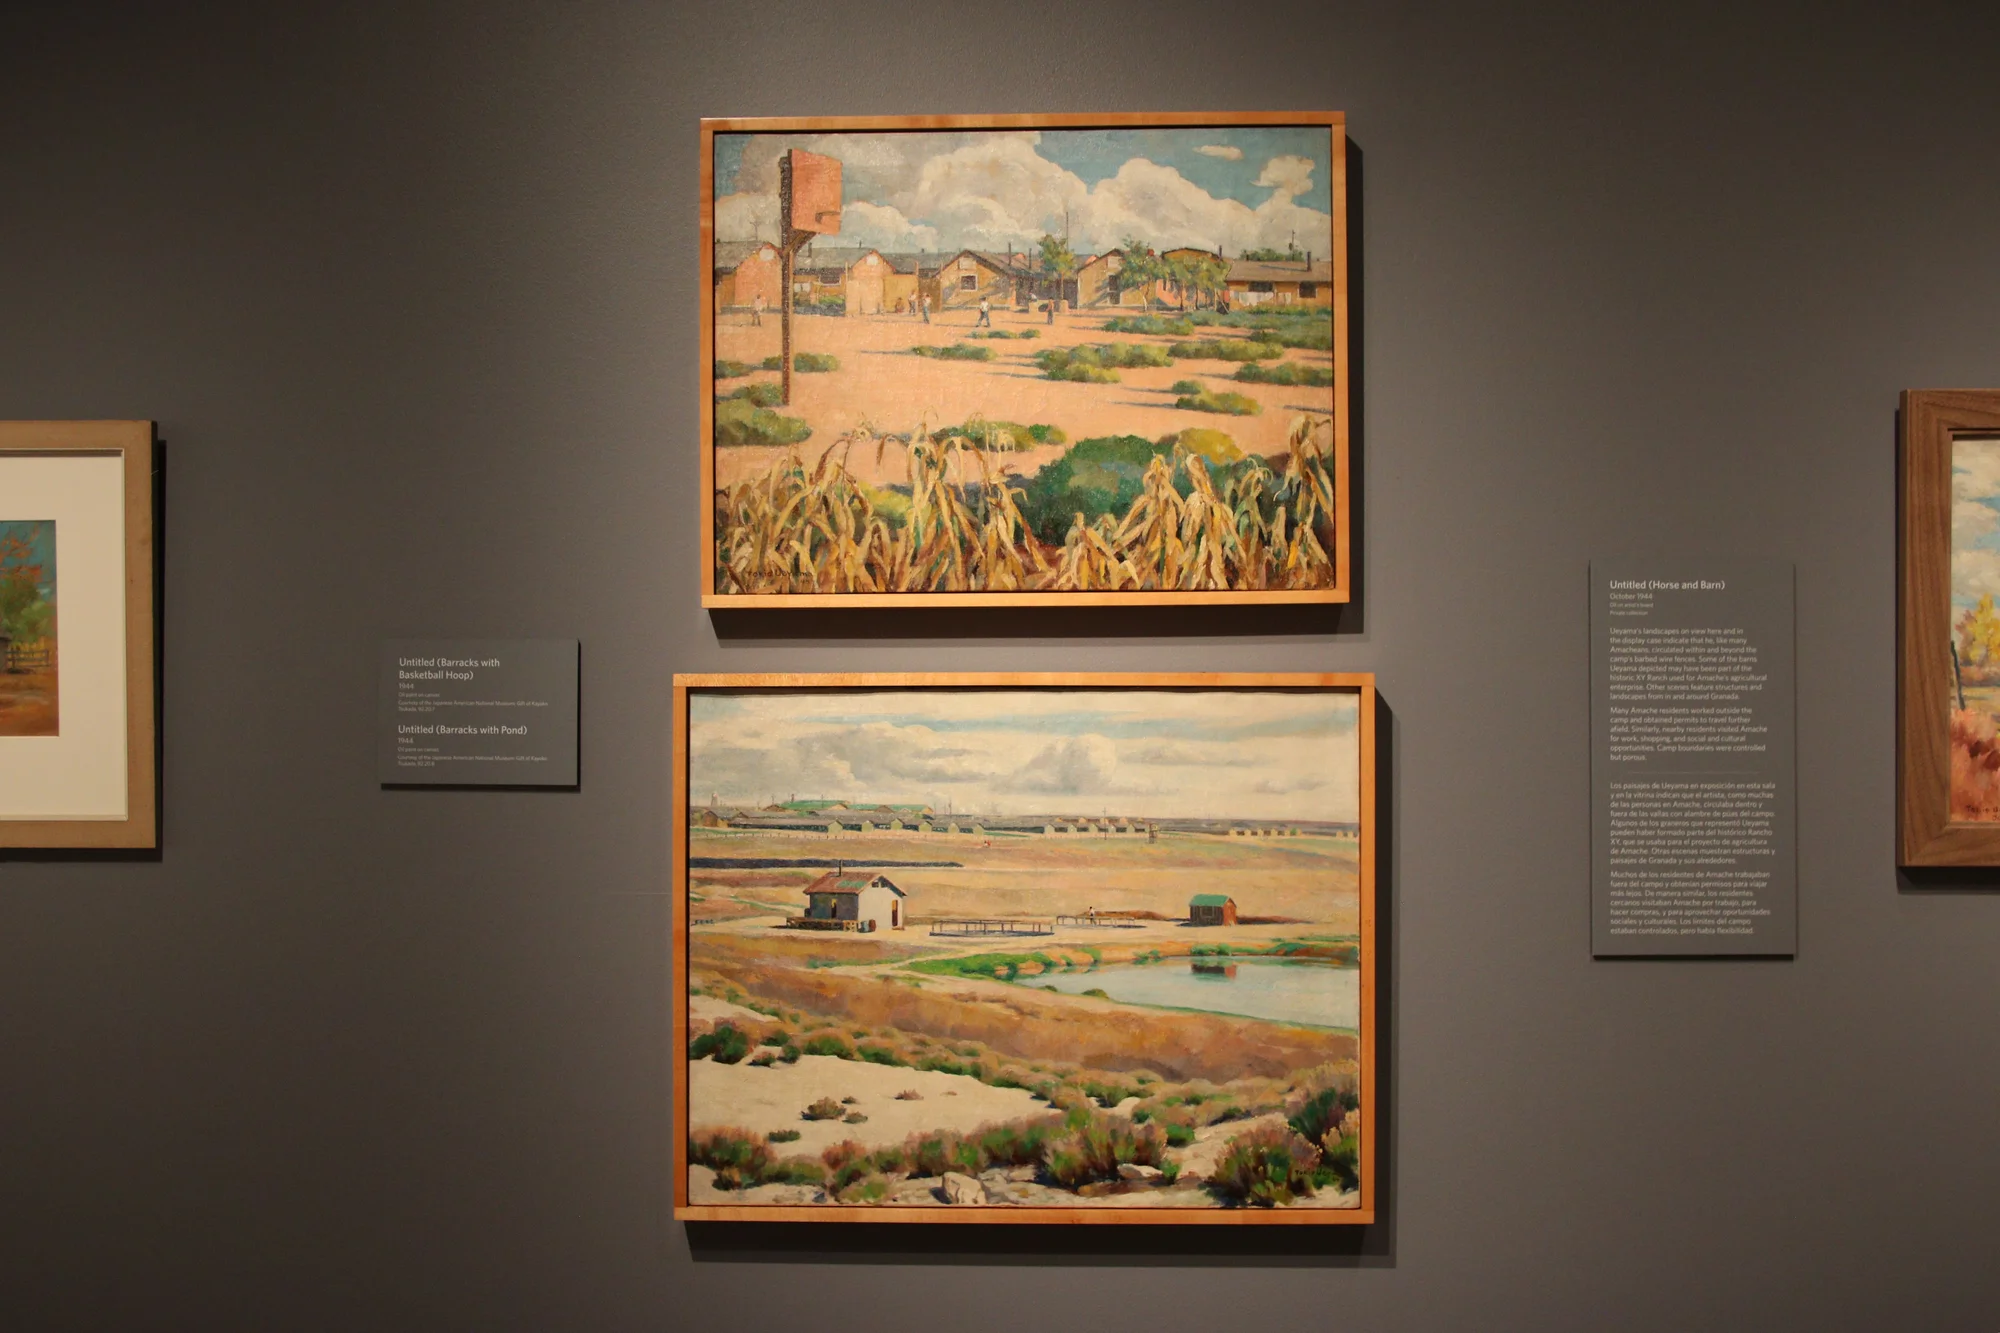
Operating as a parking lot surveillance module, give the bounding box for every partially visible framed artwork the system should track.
[673,672,1376,1223]
[1899,390,2000,864]
[0,421,156,850]
[700,112,1350,607]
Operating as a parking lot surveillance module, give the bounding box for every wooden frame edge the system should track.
[671,671,1377,1225]
[0,420,157,851]
[698,113,1350,608]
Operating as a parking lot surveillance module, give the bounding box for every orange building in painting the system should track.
[712,240,782,313]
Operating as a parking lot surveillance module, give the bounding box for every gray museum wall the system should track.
[2,1,1996,1328]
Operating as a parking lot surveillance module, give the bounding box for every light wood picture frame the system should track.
[700,112,1350,608]
[0,421,157,850]
[673,672,1376,1224]
[1900,390,2000,865]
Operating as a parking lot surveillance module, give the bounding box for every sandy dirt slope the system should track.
[713,308,1334,488]
[689,1054,1047,1155]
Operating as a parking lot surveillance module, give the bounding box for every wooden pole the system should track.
[779,154,794,407]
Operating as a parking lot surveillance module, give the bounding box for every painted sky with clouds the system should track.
[1953,440,2000,609]
[689,689,1358,821]
[713,127,1336,259]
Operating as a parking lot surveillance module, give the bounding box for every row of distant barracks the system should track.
[712,242,1333,317]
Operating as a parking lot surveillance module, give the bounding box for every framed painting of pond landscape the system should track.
[672,672,1376,1224]
[699,112,1350,608]
[1900,389,2000,864]
[0,421,156,850]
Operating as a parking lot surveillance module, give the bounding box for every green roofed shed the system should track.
[1189,894,1237,926]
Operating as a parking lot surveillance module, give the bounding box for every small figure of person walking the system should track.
[751,292,764,327]
[975,296,991,327]
[919,292,931,323]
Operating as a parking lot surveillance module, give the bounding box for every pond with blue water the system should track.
[1032,957,1358,1030]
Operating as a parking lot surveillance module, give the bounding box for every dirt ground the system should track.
[713,307,1335,489]
[0,669,58,735]
[689,1053,1048,1155]
[687,826,1361,927]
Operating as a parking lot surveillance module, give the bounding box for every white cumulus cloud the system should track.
[1253,154,1316,199]
[714,132,1333,260]
[1196,144,1243,160]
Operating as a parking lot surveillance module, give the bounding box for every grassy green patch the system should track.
[1170,338,1284,363]
[713,359,759,378]
[759,352,839,372]
[910,343,993,361]
[766,1128,801,1143]
[1102,314,1195,336]
[714,397,811,448]
[721,381,785,407]
[1235,360,1335,387]
[1034,343,1172,382]
[1176,388,1262,416]
[931,420,1068,450]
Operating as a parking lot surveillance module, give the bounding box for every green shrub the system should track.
[713,359,758,378]
[689,1024,752,1065]
[1103,314,1194,336]
[1208,1125,1322,1206]
[767,1128,802,1143]
[714,398,811,448]
[799,1032,854,1059]
[1041,1110,1167,1189]
[1169,338,1283,362]
[1081,987,1110,999]
[1176,389,1262,416]
[1155,428,1243,464]
[842,1111,869,1124]
[1318,1133,1360,1192]
[931,420,1068,451]
[1288,1084,1360,1146]
[909,343,993,360]
[1033,342,1170,382]
[836,1173,891,1203]
[688,1128,773,1190]
[778,1043,801,1063]
[1169,379,1203,395]
[802,1096,846,1121]
[975,1118,1062,1167]
[765,1156,830,1187]
[748,1051,777,1067]
[759,352,839,372]
[908,1131,986,1179]
[857,1043,906,1067]
[1234,360,1335,387]
[1163,1122,1197,1148]
[722,381,785,407]
[761,1029,790,1047]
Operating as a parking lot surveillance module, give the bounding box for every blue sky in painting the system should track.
[1952,440,2000,611]
[712,126,1336,259]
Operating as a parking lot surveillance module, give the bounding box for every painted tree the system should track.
[0,525,53,646]
[1957,593,2000,668]
[1037,232,1077,321]
[1117,236,1165,312]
